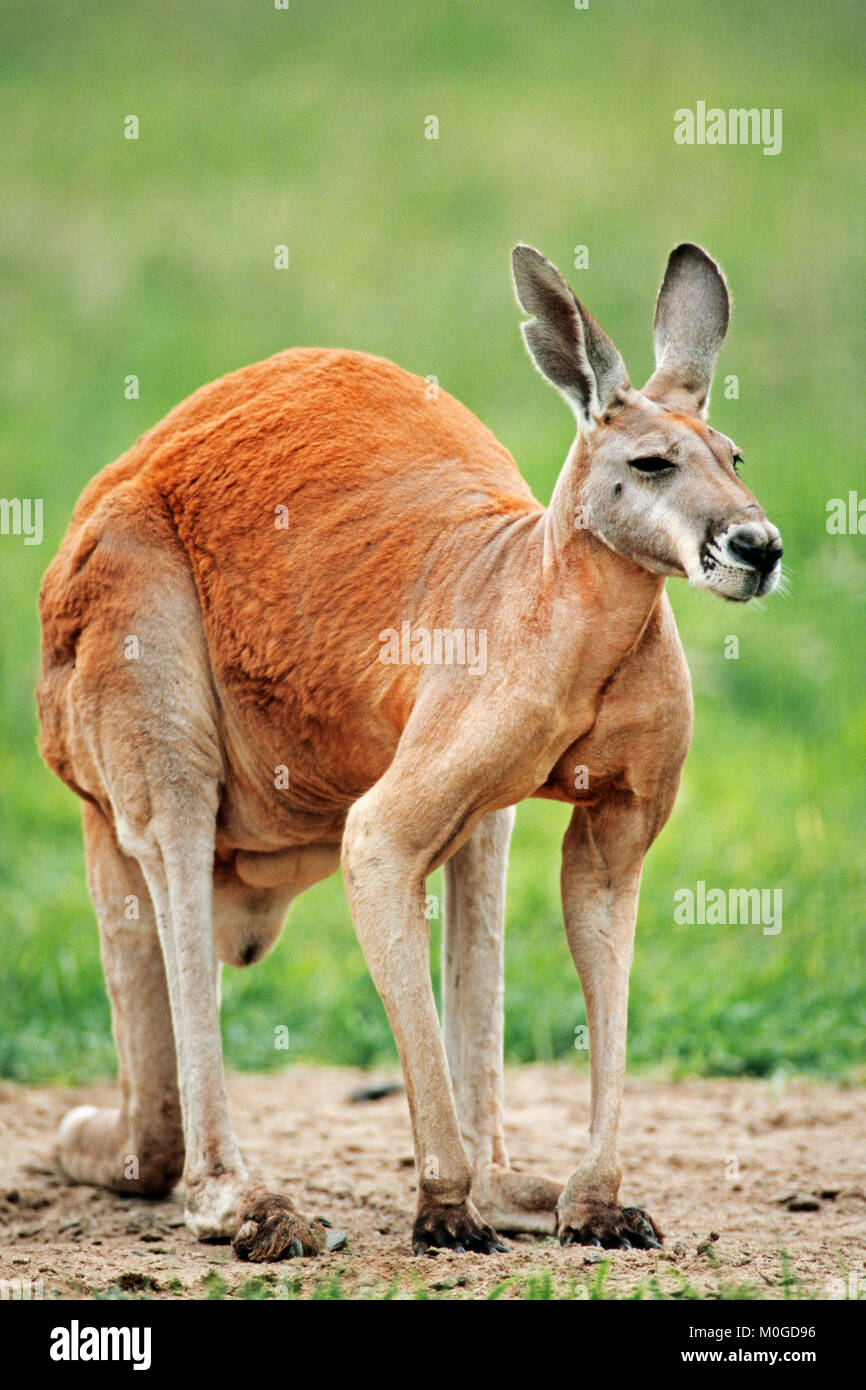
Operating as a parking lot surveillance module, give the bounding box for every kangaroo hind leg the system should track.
[57,801,184,1195]
[443,807,563,1234]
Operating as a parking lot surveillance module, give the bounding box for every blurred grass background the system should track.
[0,0,863,1082]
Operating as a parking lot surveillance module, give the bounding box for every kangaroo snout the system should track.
[699,517,783,600]
[726,521,783,576]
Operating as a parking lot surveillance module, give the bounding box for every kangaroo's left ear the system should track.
[512,244,630,428]
[643,243,730,417]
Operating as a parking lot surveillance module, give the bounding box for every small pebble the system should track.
[786,1194,820,1212]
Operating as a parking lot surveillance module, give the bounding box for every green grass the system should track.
[0,0,863,1082]
[85,1253,827,1302]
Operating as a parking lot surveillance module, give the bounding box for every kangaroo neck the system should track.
[536,445,668,682]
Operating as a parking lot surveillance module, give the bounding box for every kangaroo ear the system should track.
[644,243,730,416]
[512,244,629,427]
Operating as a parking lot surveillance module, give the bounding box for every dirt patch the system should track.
[1,1067,864,1300]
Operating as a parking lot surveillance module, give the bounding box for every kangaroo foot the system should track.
[232,1192,333,1261]
[413,1196,508,1255]
[57,1105,183,1196]
[471,1162,563,1235]
[556,1198,663,1250]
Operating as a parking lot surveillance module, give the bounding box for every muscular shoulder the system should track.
[538,594,693,805]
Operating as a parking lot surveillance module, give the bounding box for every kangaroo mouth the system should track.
[697,540,781,601]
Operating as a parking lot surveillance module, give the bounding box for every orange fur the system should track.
[40,349,541,837]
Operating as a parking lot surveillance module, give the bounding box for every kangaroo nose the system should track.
[727,524,783,575]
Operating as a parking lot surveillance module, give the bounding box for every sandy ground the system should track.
[1,1066,864,1300]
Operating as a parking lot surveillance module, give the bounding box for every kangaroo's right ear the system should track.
[512,244,629,428]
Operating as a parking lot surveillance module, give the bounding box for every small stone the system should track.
[786,1194,820,1212]
[349,1082,404,1103]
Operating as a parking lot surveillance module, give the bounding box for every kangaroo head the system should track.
[512,242,782,601]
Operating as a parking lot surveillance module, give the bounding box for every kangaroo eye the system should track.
[732,451,744,475]
[629,456,675,474]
